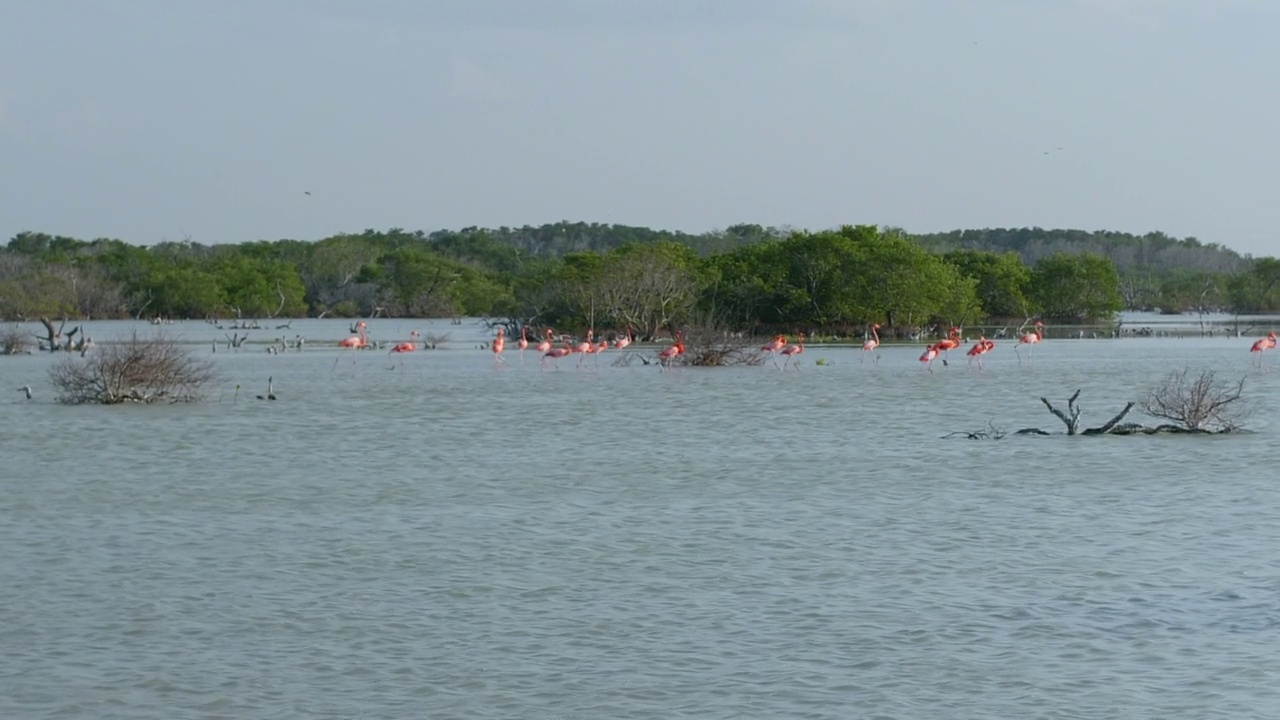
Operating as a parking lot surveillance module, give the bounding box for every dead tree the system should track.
[37,315,80,351]
[1014,389,1136,436]
[677,324,763,367]
[1004,376,1246,437]
[49,332,217,404]
[1139,368,1248,432]
[225,332,250,350]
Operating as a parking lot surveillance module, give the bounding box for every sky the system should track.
[2,0,1278,256]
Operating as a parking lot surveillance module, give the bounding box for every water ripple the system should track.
[2,333,1279,718]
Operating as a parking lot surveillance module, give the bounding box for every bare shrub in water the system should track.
[49,332,217,404]
[1,325,31,355]
[1140,367,1249,432]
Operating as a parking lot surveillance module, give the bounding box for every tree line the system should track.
[3,223,1278,334]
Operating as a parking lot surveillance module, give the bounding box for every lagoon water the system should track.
[2,318,1280,719]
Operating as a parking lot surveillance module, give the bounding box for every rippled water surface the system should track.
[3,319,1280,719]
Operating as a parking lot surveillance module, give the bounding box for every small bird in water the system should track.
[17,385,32,399]
[256,377,277,401]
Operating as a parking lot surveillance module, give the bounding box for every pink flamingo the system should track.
[932,326,961,365]
[390,330,419,354]
[1250,331,1277,370]
[339,321,368,349]
[966,336,995,370]
[574,330,595,369]
[1015,321,1045,365]
[492,328,506,364]
[658,331,684,370]
[779,333,806,370]
[861,323,881,364]
[535,328,553,354]
[541,340,573,370]
[760,334,786,369]
[919,344,939,373]
[614,325,633,351]
[517,326,529,362]
[334,321,369,369]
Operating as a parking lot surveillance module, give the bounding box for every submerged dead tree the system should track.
[37,316,81,352]
[1024,389,1136,436]
[953,370,1249,439]
[676,323,763,367]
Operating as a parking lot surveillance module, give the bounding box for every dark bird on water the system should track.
[256,377,277,401]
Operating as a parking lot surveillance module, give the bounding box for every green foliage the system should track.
[136,265,223,318]
[943,250,1032,319]
[2,224,1271,328]
[1028,253,1124,323]
[843,227,978,328]
[210,256,307,318]
[1226,257,1280,313]
[1157,270,1226,314]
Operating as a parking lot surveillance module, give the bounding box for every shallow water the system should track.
[3,319,1280,719]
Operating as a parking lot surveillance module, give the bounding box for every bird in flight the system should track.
[304,191,312,196]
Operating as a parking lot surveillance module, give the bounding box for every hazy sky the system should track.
[3,0,1278,255]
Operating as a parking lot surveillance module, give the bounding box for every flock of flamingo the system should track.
[336,320,1280,372]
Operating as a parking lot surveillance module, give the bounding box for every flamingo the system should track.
[1015,321,1045,365]
[339,321,368,348]
[861,323,881,364]
[760,334,786,368]
[541,340,573,370]
[658,331,684,370]
[614,325,633,351]
[517,326,529,362]
[535,328,553,354]
[492,328,506,364]
[334,321,369,369]
[390,330,419,354]
[1250,331,1278,370]
[966,336,995,370]
[919,344,939,373]
[779,333,805,370]
[574,330,595,369]
[932,326,961,364]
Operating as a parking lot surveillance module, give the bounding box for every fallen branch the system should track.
[942,420,1006,440]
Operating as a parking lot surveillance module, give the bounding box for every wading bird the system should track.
[1015,321,1045,365]
[780,333,806,370]
[1251,331,1277,370]
[861,323,881,364]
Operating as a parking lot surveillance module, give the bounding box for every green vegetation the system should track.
[2,222,1275,333]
